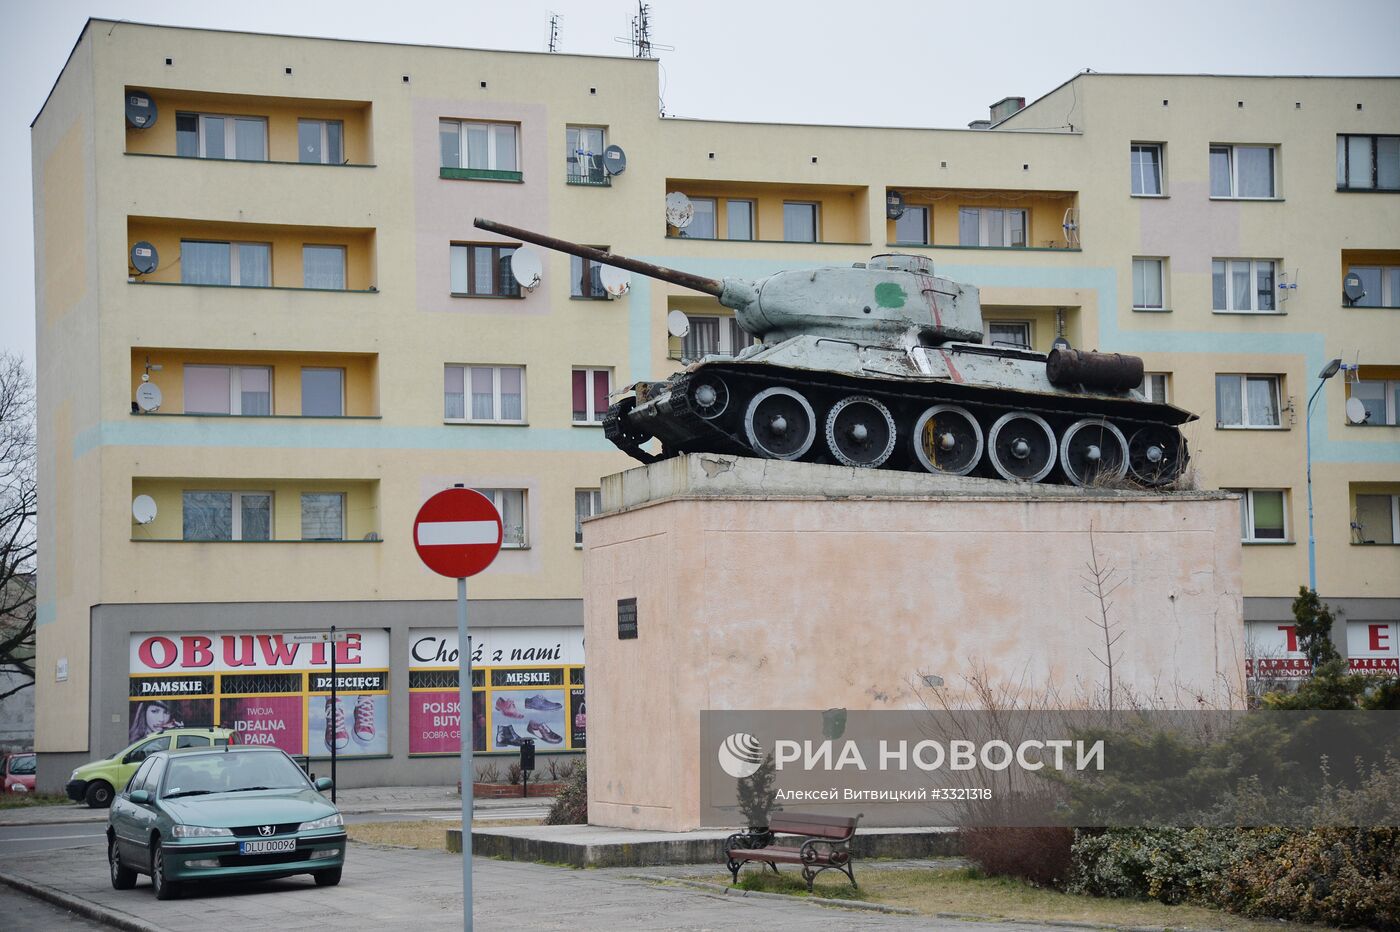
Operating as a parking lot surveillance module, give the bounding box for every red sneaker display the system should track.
[325,697,349,751]
[353,695,376,746]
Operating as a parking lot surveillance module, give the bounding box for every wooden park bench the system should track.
[724,812,862,892]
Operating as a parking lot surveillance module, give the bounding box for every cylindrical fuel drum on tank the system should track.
[1045,349,1145,392]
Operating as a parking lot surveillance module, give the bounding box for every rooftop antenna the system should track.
[616,3,673,59]
[547,13,560,52]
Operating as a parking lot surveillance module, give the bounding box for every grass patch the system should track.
[0,793,73,810]
[347,818,542,850]
[716,866,1336,930]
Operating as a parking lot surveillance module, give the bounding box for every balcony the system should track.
[129,349,379,418]
[883,187,1080,251]
[1341,249,1399,309]
[1343,365,1400,428]
[663,180,869,244]
[130,478,380,543]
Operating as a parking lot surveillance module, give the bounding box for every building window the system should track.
[565,125,608,184]
[575,489,602,546]
[1349,379,1400,426]
[182,491,272,541]
[1346,266,1400,308]
[180,241,271,287]
[301,368,344,417]
[1138,372,1170,404]
[1354,493,1400,544]
[572,368,611,423]
[783,202,819,243]
[1337,135,1400,191]
[1216,374,1282,428]
[303,245,346,290]
[894,206,930,245]
[440,120,519,176]
[1233,488,1288,542]
[175,113,267,161]
[570,248,609,299]
[727,200,755,241]
[474,488,526,548]
[1132,258,1165,310]
[300,492,344,541]
[298,119,344,164]
[958,208,1027,247]
[681,316,749,361]
[445,365,524,422]
[1209,145,1277,198]
[987,321,1031,349]
[1130,143,1163,195]
[1212,259,1277,312]
[184,365,272,415]
[450,244,520,297]
[679,198,716,239]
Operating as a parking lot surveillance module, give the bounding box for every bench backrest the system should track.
[769,812,860,840]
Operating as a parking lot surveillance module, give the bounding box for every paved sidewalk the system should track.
[0,840,1049,931]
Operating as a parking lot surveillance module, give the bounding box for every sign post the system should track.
[413,485,503,932]
[284,629,349,802]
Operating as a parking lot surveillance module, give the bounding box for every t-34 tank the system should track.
[474,218,1196,486]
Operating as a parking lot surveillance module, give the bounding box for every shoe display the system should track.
[494,697,524,719]
[527,720,563,745]
[524,695,562,712]
[324,697,349,752]
[352,695,375,746]
[495,724,527,748]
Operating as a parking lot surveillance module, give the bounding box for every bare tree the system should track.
[0,352,36,702]
[1081,524,1124,712]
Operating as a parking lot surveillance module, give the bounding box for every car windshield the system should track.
[162,751,311,798]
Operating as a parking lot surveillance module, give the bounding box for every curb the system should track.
[0,867,166,932]
[625,873,919,916]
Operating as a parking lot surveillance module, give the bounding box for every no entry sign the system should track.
[413,488,503,579]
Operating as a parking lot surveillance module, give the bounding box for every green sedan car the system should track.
[107,746,345,899]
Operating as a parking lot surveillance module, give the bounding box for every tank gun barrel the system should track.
[472,218,724,298]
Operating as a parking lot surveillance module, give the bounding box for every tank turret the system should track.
[472,218,1195,487]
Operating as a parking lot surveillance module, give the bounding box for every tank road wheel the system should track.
[912,405,983,476]
[1128,426,1185,487]
[825,396,897,468]
[987,412,1057,482]
[688,376,730,420]
[1059,418,1130,487]
[743,387,817,461]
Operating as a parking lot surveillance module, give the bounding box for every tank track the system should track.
[609,363,1190,487]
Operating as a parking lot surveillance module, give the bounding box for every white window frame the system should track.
[894,205,930,245]
[1345,266,1400,308]
[575,488,602,547]
[958,208,1028,247]
[176,112,268,161]
[678,198,717,239]
[986,320,1032,350]
[1216,374,1283,429]
[572,367,612,424]
[1130,143,1164,196]
[782,201,820,243]
[440,120,519,172]
[1353,493,1400,544]
[1348,379,1399,426]
[679,315,749,361]
[1212,258,1278,313]
[1233,488,1290,543]
[726,199,755,241]
[475,488,527,548]
[1132,257,1166,310]
[565,125,607,181]
[449,243,521,297]
[181,490,274,541]
[183,365,273,416]
[297,118,344,164]
[1138,372,1170,404]
[445,365,526,424]
[1209,144,1278,199]
[299,492,345,541]
[180,240,272,287]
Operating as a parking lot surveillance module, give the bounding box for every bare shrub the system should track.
[960,826,1074,887]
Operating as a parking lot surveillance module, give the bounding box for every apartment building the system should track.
[31,19,1398,787]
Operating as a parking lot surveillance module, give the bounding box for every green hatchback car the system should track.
[107,746,345,899]
[67,727,237,808]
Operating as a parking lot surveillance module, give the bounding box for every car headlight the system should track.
[299,813,344,831]
[70,769,80,780]
[172,824,234,838]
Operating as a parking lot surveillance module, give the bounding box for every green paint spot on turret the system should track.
[874,282,906,308]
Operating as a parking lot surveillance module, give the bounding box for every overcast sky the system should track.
[4,0,1397,363]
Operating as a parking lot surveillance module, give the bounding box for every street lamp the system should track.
[1305,358,1343,592]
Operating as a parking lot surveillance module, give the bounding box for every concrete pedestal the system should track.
[583,454,1246,831]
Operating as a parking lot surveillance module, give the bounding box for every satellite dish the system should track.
[132,495,158,525]
[130,242,159,275]
[599,264,630,297]
[886,190,905,220]
[1346,396,1370,424]
[134,381,162,413]
[509,246,543,290]
[665,192,694,229]
[602,144,627,176]
[1343,273,1366,304]
[125,90,157,129]
[666,310,690,338]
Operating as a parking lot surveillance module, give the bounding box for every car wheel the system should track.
[313,867,342,887]
[151,841,181,900]
[85,781,114,809]
[109,836,137,890]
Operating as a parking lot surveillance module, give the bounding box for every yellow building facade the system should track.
[31,20,1399,787]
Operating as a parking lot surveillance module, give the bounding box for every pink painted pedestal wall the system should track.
[582,455,1246,831]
